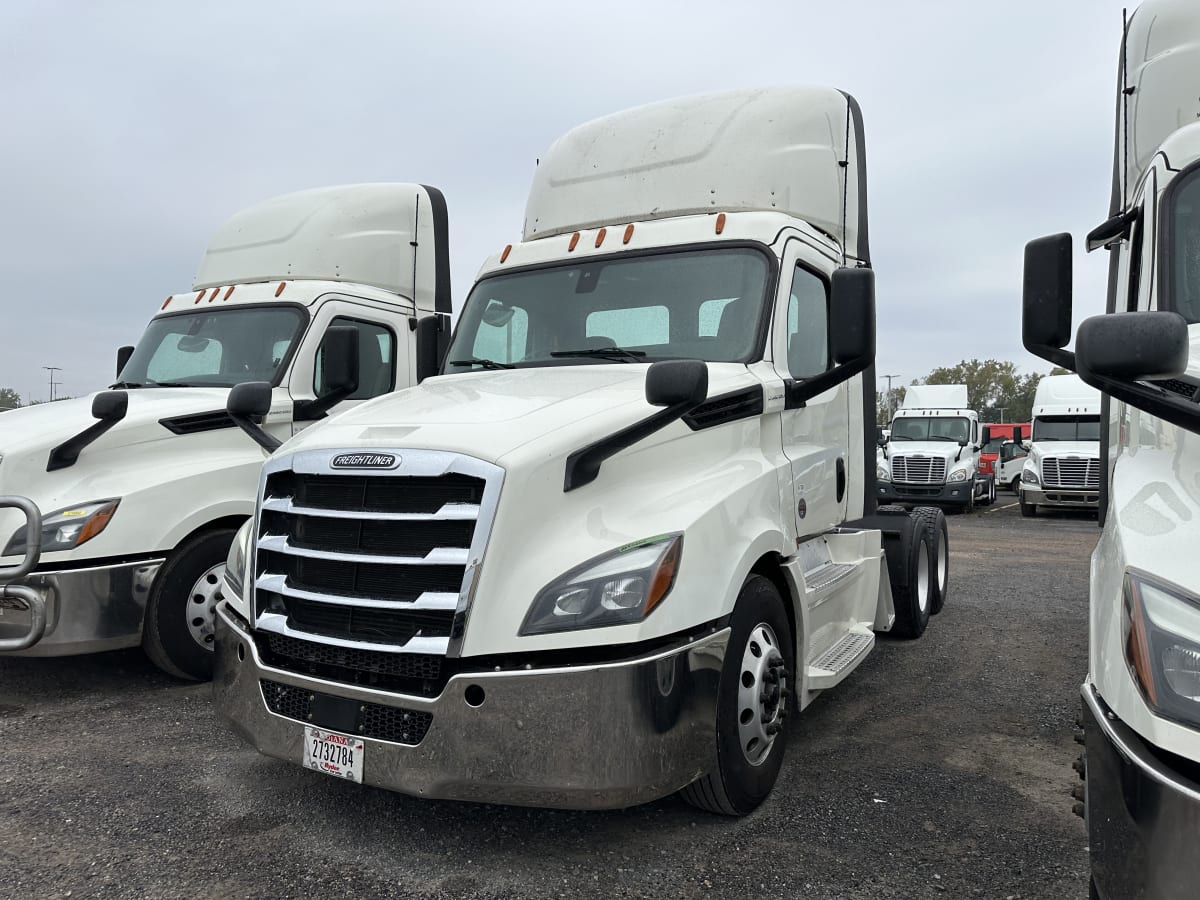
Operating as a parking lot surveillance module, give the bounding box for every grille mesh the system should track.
[266,471,484,514]
[260,679,432,745]
[259,632,443,682]
[1041,457,1100,489]
[891,456,947,484]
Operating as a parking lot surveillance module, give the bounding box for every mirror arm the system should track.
[1025,342,1076,372]
[46,391,128,472]
[786,356,872,410]
[294,385,355,423]
[564,401,694,492]
[1077,369,1200,437]
[229,410,283,454]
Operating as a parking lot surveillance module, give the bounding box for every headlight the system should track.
[1022,468,1040,485]
[1124,570,1200,728]
[876,465,891,483]
[4,499,120,556]
[224,519,253,603]
[519,534,682,636]
[948,468,971,483]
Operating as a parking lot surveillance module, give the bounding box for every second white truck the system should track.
[1018,374,1101,516]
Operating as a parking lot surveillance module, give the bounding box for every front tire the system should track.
[142,527,236,681]
[1020,494,1037,518]
[680,575,793,816]
[1010,476,1021,493]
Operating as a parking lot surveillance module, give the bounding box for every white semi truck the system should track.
[877,384,995,512]
[213,86,950,814]
[1018,374,1101,516]
[0,184,452,679]
[1022,1,1200,895]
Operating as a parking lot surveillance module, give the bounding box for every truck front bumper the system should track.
[1021,483,1098,509]
[876,481,972,506]
[0,558,163,656]
[1082,684,1200,900]
[213,603,729,809]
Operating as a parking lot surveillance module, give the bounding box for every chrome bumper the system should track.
[214,602,729,809]
[1021,483,1098,508]
[1083,684,1200,900]
[0,558,163,656]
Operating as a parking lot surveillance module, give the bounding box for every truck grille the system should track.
[260,679,433,745]
[253,451,503,659]
[891,455,947,485]
[1041,457,1100,489]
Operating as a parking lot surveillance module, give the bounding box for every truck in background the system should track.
[877,384,996,512]
[978,421,1028,491]
[214,86,950,815]
[0,184,452,678]
[1018,374,1101,517]
[1022,1,1200,895]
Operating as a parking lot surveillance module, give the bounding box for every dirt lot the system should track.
[0,498,1099,899]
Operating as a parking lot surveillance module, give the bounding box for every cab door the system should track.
[286,295,411,435]
[773,242,849,537]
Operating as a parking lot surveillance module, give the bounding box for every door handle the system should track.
[836,457,846,502]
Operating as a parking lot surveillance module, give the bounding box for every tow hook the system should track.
[0,496,46,652]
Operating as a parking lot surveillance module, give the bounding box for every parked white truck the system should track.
[1018,374,1101,516]
[877,384,995,512]
[213,86,950,814]
[0,184,452,679]
[1022,1,1200,895]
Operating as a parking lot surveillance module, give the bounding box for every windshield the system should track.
[981,437,1006,454]
[1032,415,1100,442]
[118,306,307,388]
[1169,169,1200,323]
[445,248,772,371]
[889,416,970,443]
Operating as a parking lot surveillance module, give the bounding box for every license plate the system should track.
[303,726,364,783]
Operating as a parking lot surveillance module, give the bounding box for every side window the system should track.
[586,306,669,347]
[472,300,529,363]
[785,265,829,379]
[314,317,396,400]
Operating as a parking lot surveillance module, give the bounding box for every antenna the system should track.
[839,99,851,267]
[1122,6,1130,210]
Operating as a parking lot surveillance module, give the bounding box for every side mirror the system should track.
[227,382,282,453]
[416,313,451,382]
[1013,426,1024,444]
[788,268,876,407]
[46,390,130,472]
[877,434,888,448]
[980,426,992,447]
[646,359,708,407]
[1076,311,1188,380]
[295,326,361,421]
[116,346,134,379]
[1022,233,1076,370]
[830,268,876,364]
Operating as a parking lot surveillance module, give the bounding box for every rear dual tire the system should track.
[910,506,949,614]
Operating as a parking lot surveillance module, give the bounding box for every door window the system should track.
[785,265,830,379]
[314,317,396,400]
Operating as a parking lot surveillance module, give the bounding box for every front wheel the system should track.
[680,575,793,816]
[142,527,237,680]
[1010,476,1021,494]
[1020,494,1037,518]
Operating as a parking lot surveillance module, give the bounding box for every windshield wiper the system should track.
[448,358,516,370]
[550,347,647,362]
[109,381,144,389]
[145,380,197,388]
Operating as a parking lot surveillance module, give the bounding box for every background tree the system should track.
[914,360,1069,423]
[0,387,21,411]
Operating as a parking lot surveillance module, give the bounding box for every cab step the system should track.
[807,628,875,689]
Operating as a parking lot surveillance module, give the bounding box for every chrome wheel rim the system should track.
[917,539,931,614]
[736,622,788,766]
[186,563,225,651]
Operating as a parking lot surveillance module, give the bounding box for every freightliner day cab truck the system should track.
[0,184,452,679]
[876,384,996,512]
[1018,374,1101,516]
[213,87,952,815]
[1023,1,1200,895]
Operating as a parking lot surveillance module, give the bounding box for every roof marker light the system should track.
[224,286,235,300]
[595,228,607,248]
[501,244,512,263]
[209,288,220,302]
[715,213,726,235]
[568,232,580,252]
[623,224,634,245]
[275,282,286,297]
[194,290,206,304]
[161,296,173,310]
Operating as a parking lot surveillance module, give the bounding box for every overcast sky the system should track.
[1,1,1129,403]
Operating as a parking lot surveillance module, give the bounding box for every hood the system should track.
[1031,440,1100,462]
[0,388,234,462]
[281,363,759,465]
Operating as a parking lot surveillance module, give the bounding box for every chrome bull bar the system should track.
[0,496,45,651]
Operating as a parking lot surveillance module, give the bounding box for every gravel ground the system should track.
[0,497,1098,899]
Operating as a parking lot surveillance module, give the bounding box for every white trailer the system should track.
[1022,2,1200,895]
[213,87,948,814]
[1018,374,1101,516]
[0,184,452,678]
[877,384,995,512]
